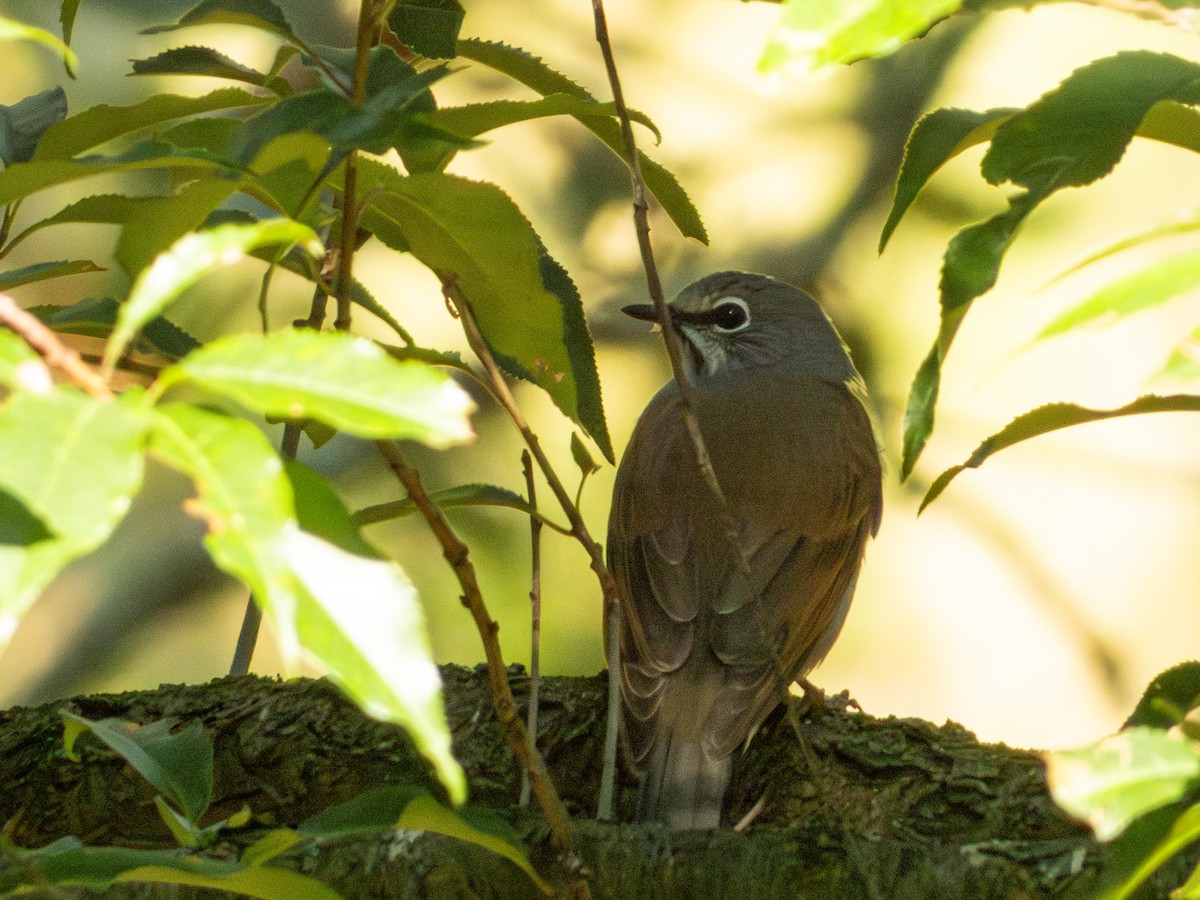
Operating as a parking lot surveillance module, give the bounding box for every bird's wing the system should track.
[699,378,882,757]
[609,377,882,767]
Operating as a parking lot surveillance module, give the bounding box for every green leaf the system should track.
[159,330,475,446]
[758,0,962,76]
[358,164,610,453]
[231,51,448,162]
[539,246,612,461]
[36,87,268,160]
[1125,662,1200,730]
[1154,325,1200,384]
[0,259,104,292]
[6,182,237,274]
[116,179,242,276]
[352,482,537,526]
[982,52,1200,191]
[0,389,146,542]
[1050,213,1200,285]
[61,1,83,46]
[389,0,465,60]
[284,460,376,558]
[1036,250,1200,341]
[457,39,705,243]
[570,431,600,477]
[423,93,661,146]
[148,403,301,660]
[59,714,213,827]
[104,219,323,374]
[131,46,290,95]
[900,52,1200,478]
[0,88,67,166]
[279,461,464,802]
[299,786,549,892]
[0,327,39,389]
[0,15,79,74]
[920,394,1200,510]
[28,297,201,359]
[240,828,306,866]
[1046,727,1200,841]
[0,488,52,544]
[0,389,147,653]
[281,526,466,804]
[1088,802,1200,900]
[0,141,237,210]
[879,106,1015,252]
[148,404,463,800]
[0,839,338,899]
[142,0,300,44]
[456,39,591,100]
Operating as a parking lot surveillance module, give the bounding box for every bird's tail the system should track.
[636,729,732,829]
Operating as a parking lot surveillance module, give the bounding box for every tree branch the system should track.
[373,440,585,894]
[0,294,112,400]
[443,287,626,818]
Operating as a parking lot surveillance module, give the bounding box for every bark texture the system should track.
[0,666,1178,898]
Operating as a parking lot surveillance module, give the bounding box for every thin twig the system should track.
[0,295,112,399]
[333,1,379,333]
[374,441,579,868]
[589,0,754,823]
[588,0,741,562]
[229,418,304,677]
[520,449,543,809]
[446,286,626,818]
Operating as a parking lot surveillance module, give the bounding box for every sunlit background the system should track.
[1,0,1199,754]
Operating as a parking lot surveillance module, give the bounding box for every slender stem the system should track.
[448,288,624,819]
[0,295,112,399]
[374,441,579,862]
[589,0,743,564]
[519,450,542,810]
[333,2,379,333]
[228,602,263,676]
[589,0,757,821]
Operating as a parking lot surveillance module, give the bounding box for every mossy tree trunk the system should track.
[0,665,1174,898]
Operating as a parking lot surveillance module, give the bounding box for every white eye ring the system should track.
[711,297,750,333]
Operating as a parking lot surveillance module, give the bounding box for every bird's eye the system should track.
[711,298,750,333]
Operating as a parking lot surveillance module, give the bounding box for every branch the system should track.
[333,0,380,333]
[444,288,626,817]
[0,294,112,400]
[520,449,543,810]
[588,0,743,564]
[374,441,584,886]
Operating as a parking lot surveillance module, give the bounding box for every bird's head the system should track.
[623,271,860,385]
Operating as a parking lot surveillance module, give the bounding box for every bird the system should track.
[608,271,883,829]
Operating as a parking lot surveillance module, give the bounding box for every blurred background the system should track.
[1,0,1199,754]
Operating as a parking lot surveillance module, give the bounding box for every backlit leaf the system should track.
[104,219,322,373]
[921,395,1200,510]
[36,87,267,160]
[457,39,705,243]
[0,389,147,653]
[759,0,962,76]
[1037,250,1200,341]
[60,714,213,826]
[358,163,609,453]
[160,329,475,446]
[299,786,547,891]
[0,259,104,292]
[1046,727,1200,841]
[0,16,78,74]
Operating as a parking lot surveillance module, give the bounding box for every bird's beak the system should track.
[622,303,662,323]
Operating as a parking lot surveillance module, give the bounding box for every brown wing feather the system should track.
[609,374,881,772]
